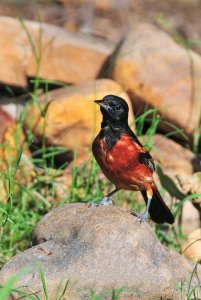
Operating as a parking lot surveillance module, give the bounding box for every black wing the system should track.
[138,151,155,172]
[126,127,155,173]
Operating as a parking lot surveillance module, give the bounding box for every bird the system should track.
[92,94,174,224]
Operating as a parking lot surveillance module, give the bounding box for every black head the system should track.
[95,95,129,124]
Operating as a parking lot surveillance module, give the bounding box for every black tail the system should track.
[141,184,174,224]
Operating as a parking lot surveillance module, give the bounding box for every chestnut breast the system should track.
[92,133,153,190]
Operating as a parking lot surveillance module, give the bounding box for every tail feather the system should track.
[141,184,174,224]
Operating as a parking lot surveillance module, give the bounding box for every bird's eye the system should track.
[115,105,121,111]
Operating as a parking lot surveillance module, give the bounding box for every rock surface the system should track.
[0,108,16,202]
[182,201,200,235]
[112,23,201,140]
[0,109,14,195]
[176,172,201,201]
[0,16,114,87]
[1,0,201,55]
[151,134,201,176]
[0,203,200,299]
[0,107,14,143]
[0,108,34,202]
[182,228,201,262]
[24,79,134,152]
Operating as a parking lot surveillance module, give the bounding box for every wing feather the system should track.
[126,127,156,173]
[138,151,155,172]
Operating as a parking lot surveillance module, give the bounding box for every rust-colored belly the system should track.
[92,134,153,191]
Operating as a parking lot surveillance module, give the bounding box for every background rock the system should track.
[182,228,201,262]
[24,79,134,154]
[176,172,201,200]
[112,23,201,140]
[181,201,200,235]
[0,108,15,202]
[1,1,201,55]
[151,134,201,176]
[0,109,34,202]
[0,16,114,87]
[0,203,201,300]
[0,107,14,143]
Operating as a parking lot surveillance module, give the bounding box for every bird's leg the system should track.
[134,187,153,222]
[99,188,119,205]
[134,196,152,221]
[88,188,119,207]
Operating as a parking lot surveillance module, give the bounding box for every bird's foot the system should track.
[99,197,113,205]
[130,210,149,223]
[87,202,98,207]
[88,197,113,207]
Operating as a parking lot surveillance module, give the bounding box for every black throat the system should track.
[100,118,129,150]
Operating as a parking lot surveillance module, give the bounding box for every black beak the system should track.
[94,100,109,110]
[94,100,103,105]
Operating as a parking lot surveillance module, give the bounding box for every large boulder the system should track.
[112,23,201,140]
[0,16,115,87]
[0,203,200,299]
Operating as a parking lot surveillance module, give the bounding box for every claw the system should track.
[87,202,98,207]
[88,197,113,207]
[99,197,113,205]
[130,210,149,223]
[135,212,149,223]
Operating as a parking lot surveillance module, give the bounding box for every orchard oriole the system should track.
[92,94,174,224]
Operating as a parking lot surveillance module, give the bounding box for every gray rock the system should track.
[0,203,200,299]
